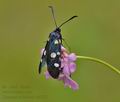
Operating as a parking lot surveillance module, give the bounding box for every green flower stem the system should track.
[77,56,120,75]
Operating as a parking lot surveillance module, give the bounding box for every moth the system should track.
[39,6,78,79]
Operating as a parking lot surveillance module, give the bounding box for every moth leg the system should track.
[62,38,71,53]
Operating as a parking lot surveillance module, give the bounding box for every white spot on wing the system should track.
[57,52,60,55]
[54,63,59,67]
[41,59,42,62]
[44,50,46,55]
[59,39,61,43]
[54,40,59,44]
[50,52,56,58]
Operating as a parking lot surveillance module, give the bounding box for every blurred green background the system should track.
[0,0,120,102]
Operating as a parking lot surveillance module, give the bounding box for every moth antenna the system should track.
[49,6,58,28]
[59,16,78,28]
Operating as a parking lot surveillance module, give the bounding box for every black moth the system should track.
[39,6,78,79]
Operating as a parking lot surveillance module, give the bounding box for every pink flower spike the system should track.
[63,75,79,90]
[69,62,76,73]
[63,64,71,75]
[68,78,79,90]
[68,53,77,62]
[41,45,79,90]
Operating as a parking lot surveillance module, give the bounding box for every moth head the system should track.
[55,28,61,32]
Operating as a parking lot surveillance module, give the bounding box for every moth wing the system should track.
[46,38,62,78]
[39,41,49,74]
[39,54,46,74]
